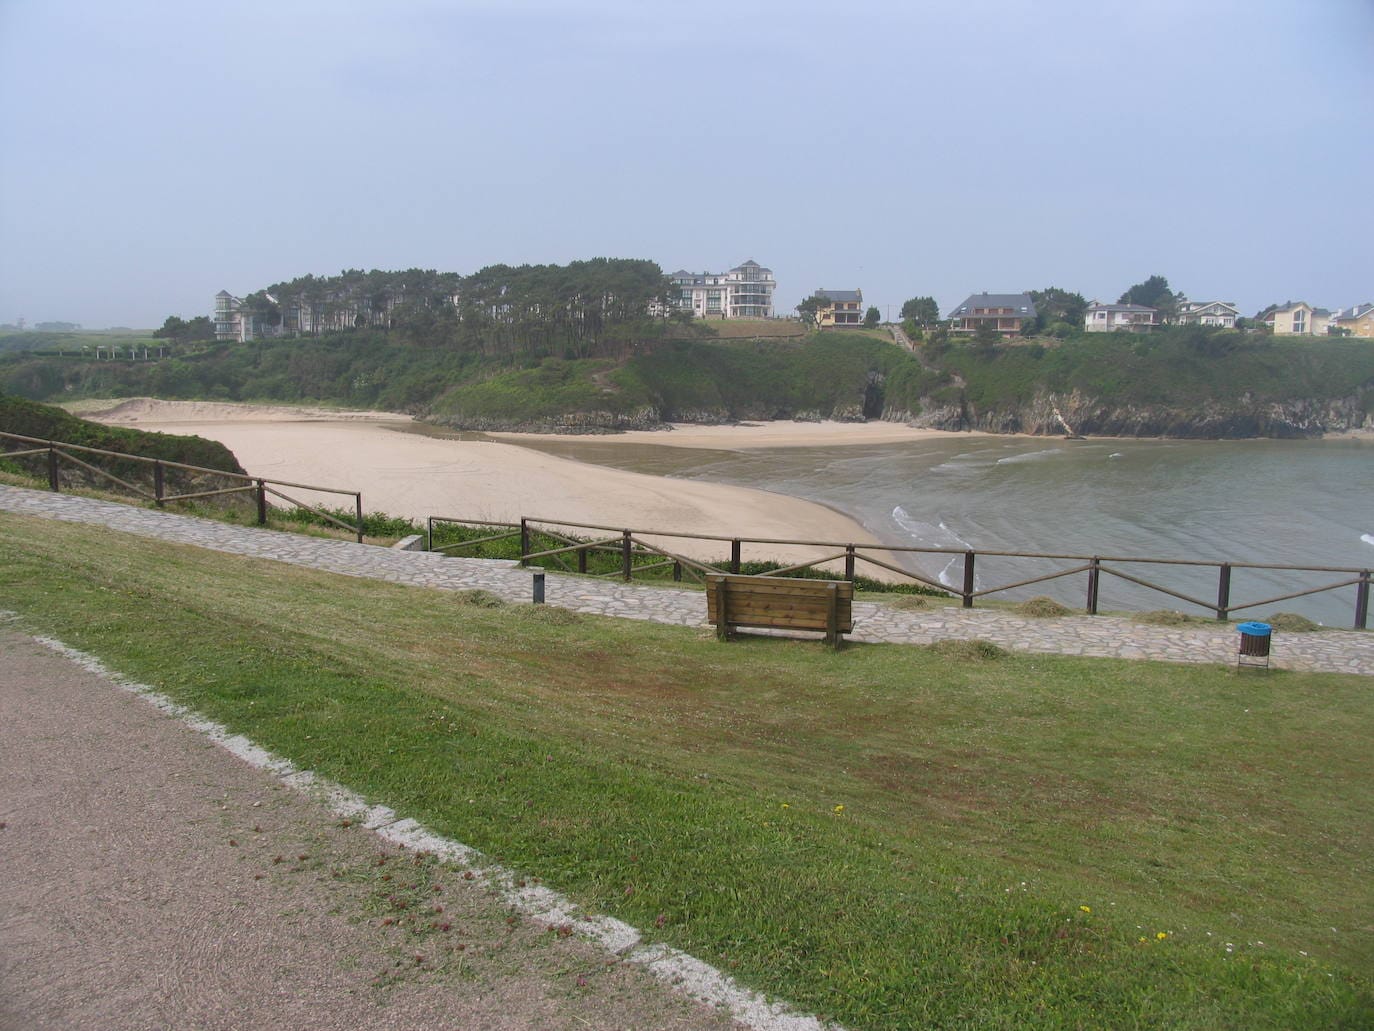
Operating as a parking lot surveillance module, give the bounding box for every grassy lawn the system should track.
[2,512,1371,1028]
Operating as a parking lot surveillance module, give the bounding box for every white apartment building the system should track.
[668,259,775,319]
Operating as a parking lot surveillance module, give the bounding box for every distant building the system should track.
[1330,303,1374,338]
[948,292,1036,336]
[1175,299,1240,328]
[668,259,775,319]
[1083,302,1159,333]
[213,290,253,342]
[1267,301,1332,336]
[812,288,864,328]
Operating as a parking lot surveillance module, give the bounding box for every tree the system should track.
[796,293,830,330]
[1118,275,1178,321]
[863,306,881,328]
[971,321,1000,356]
[1029,287,1087,333]
[152,315,215,345]
[899,296,940,326]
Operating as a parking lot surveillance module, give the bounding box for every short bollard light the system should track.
[532,570,545,605]
[1237,620,1271,671]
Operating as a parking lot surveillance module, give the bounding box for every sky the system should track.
[1,0,1371,329]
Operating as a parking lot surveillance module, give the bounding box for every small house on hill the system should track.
[1084,302,1159,333]
[948,292,1036,336]
[1175,299,1240,328]
[812,289,864,327]
[1333,303,1374,338]
[1266,302,1331,336]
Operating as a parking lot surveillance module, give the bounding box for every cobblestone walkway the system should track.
[4,485,1371,676]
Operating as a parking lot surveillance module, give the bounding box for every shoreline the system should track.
[76,398,900,567]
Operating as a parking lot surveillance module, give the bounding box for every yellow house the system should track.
[1334,303,1374,338]
[1269,302,1331,336]
[813,289,864,328]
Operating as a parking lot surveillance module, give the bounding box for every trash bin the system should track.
[1237,621,1271,669]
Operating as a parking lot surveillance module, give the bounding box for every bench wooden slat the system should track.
[705,574,854,645]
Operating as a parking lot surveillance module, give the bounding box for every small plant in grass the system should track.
[1015,596,1072,618]
[451,589,506,608]
[930,638,1007,661]
[1267,611,1322,633]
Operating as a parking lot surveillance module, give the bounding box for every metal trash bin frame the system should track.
[1237,621,1272,670]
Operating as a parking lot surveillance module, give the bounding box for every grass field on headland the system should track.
[3,513,1371,1028]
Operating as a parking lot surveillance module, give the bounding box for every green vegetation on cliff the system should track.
[0,394,245,473]
[2,318,1370,437]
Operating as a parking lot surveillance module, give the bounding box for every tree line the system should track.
[158,259,680,362]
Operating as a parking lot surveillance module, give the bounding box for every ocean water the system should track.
[522,434,1374,627]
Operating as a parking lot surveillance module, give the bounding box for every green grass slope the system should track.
[2,512,1370,1029]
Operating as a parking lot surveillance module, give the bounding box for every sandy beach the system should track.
[80,399,919,565]
[489,420,990,450]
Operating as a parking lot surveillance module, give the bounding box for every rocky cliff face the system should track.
[904,389,1373,438]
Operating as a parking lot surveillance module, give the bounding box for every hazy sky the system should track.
[1,0,1371,328]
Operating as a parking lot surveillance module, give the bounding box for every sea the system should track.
[515,433,1374,628]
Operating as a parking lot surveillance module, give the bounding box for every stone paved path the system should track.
[3,485,1371,676]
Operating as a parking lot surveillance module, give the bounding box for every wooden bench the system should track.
[705,574,854,647]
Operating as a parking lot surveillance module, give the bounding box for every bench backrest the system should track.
[705,574,854,634]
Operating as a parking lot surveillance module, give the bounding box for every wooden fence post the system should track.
[426,517,434,552]
[47,445,60,492]
[1356,570,1370,631]
[622,530,633,582]
[519,518,529,566]
[1215,563,1231,621]
[578,546,588,574]
[153,461,165,508]
[1086,556,1100,615]
[354,492,364,543]
[961,550,976,608]
[844,544,856,581]
[256,479,267,525]
[730,539,741,575]
[716,579,730,641]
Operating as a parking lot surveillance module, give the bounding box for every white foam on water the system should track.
[891,508,978,589]
[1361,534,1374,548]
[995,448,1064,465]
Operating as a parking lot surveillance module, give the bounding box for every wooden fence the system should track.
[0,430,365,542]
[427,514,1371,630]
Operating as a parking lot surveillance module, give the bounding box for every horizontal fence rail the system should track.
[427,514,1371,630]
[1,430,365,542]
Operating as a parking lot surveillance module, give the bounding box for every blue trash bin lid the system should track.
[1237,621,1272,636]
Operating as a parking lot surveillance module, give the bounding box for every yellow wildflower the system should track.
[1156,931,1168,940]
[1079,906,1091,914]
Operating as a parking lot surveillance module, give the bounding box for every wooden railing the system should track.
[1,430,365,542]
[427,514,1371,630]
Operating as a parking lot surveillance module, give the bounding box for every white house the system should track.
[668,259,775,319]
[1083,302,1159,333]
[1175,299,1240,328]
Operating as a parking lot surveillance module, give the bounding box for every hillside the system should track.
[0,394,247,497]
[2,324,1371,438]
